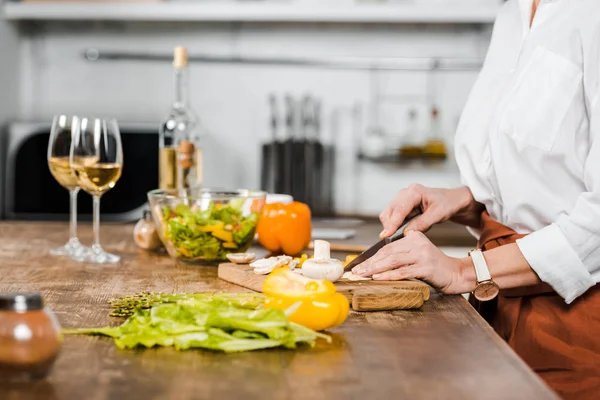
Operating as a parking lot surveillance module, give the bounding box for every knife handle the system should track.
[385,209,423,244]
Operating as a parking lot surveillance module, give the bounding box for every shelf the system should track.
[357,152,458,171]
[3,2,500,24]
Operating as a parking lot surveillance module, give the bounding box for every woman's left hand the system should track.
[351,231,475,295]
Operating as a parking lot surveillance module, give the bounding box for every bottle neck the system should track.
[173,66,190,109]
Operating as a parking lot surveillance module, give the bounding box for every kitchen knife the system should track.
[344,209,422,271]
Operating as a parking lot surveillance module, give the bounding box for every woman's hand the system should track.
[379,184,484,238]
[352,231,476,295]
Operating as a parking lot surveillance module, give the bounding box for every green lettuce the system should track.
[65,294,330,353]
[162,203,260,261]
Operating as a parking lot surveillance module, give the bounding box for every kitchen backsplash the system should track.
[13,20,491,216]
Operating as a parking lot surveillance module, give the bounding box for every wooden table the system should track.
[0,222,557,400]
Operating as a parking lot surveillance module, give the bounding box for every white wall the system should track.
[0,19,18,124]
[0,15,19,218]
[17,21,491,216]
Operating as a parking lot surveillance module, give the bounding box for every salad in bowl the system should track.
[148,188,266,262]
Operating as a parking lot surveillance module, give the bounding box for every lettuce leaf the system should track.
[64,293,329,353]
[233,213,259,245]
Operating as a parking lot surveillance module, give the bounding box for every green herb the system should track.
[65,294,330,353]
[107,292,266,317]
[161,203,260,261]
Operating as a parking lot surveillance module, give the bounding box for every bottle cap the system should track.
[0,293,44,312]
[173,46,189,68]
[143,209,153,221]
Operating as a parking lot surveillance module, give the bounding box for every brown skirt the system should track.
[472,212,600,400]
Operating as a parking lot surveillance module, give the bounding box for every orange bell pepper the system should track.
[263,268,349,332]
[256,202,312,256]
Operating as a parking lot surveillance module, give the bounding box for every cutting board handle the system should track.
[352,288,424,311]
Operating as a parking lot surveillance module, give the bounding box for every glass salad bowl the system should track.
[148,188,267,263]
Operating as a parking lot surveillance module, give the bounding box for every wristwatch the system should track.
[468,249,500,301]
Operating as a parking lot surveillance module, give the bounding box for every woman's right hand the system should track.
[378,185,484,238]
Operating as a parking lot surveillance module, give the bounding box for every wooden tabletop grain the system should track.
[0,221,556,400]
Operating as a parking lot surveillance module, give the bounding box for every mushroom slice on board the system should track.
[250,256,293,275]
[342,271,372,281]
[227,253,257,265]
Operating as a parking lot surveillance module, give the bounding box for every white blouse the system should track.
[455,0,600,303]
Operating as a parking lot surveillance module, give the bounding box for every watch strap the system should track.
[469,249,491,283]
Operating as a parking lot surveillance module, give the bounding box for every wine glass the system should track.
[47,115,89,257]
[70,118,123,264]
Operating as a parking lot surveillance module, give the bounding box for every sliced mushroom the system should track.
[250,256,293,275]
[342,271,372,281]
[226,253,257,265]
[288,260,299,271]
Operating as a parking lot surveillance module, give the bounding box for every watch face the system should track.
[474,281,500,302]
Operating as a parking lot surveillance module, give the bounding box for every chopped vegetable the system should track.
[65,293,330,353]
[341,271,372,281]
[294,254,310,267]
[343,255,358,267]
[212,229,233,243]
[263,268,349,331]
[160,202,260,261]
[250,256,292,275]
[226,253,256,264]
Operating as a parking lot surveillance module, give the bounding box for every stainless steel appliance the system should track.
[1,121,158,221]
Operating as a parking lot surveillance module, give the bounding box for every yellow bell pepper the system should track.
[343,255,358,267]
[262,268,349,331]
[212,229,233,243]
[198,222,225,233]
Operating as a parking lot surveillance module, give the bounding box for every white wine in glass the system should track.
[70,118,123,264]
[47,115,89,257]
[73,163,122,195]
[48,156,78,189]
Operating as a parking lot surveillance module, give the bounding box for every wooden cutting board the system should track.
[218,263,431,311]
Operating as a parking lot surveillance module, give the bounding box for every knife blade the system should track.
[344,210,422,271]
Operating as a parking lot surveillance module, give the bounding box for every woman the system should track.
[351,1,600,399]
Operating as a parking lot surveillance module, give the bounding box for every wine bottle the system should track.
[159,46,204,191]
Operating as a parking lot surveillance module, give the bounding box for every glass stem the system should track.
[93,195,101,251]
[69,189,79,242]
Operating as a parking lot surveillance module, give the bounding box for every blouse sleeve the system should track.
[516,20,600,304]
